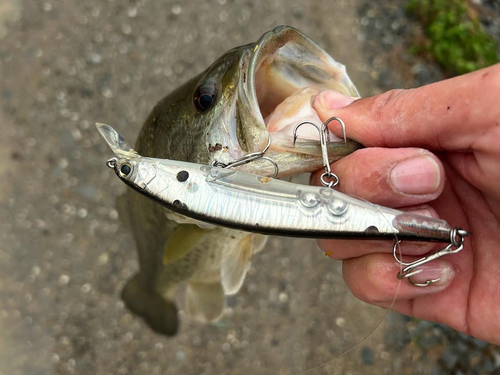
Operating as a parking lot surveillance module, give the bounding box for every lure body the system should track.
[103,137,452,242]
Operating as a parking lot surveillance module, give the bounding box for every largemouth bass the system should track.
[119,26,362,336]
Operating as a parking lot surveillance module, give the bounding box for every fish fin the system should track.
[163,208,215,229]
[95,123,139,159]
[220,234,255,295]
[115,192,132,229]
[162,224,208,265]
[186,281,224,323]
[253,234,268,254]
[121,274,179,336]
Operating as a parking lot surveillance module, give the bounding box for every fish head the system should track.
[136,25,362,177]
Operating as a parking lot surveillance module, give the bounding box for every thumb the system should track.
[314,64,500,150]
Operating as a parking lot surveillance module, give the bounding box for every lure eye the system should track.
[120,163,132,177]
[193,83,217,112]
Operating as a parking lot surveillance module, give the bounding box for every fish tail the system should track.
[121,274,179,336]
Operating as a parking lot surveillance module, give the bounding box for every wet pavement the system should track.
[0,1,499,374]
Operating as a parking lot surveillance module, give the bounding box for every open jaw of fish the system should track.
[234,26,362,176]
[120,26,363,337]
[204,26,363,177]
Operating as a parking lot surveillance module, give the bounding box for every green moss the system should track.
[407,0,498,75]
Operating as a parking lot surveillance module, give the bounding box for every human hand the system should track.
[311,64,500,345]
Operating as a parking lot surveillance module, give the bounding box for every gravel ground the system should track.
[0,1,499,374]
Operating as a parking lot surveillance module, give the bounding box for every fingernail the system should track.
[410,261,455,286]
[404,207,436,218]
[390,155,441,195]
[315,90,356,110]
[408,209,433,218]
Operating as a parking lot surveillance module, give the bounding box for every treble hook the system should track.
[211,134,279,178]
[292,118,346,189]
[324,117,347,144]
[393,228,469,287]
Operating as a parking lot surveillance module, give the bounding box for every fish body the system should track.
[116,26,363,336]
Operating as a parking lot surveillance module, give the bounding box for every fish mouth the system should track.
[239,26,362,177]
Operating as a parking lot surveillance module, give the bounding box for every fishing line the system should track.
[299,199,403,374]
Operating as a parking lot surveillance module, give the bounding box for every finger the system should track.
[376,297,468,337]
[318,206,440,260]
[446,151,500,200]
[342,253,456,304]
[340,229,472,334]
[311,147,445,207]
[314,64,500,150]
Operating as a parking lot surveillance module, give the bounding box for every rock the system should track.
[360,346,374,365]
[441,347,459,370]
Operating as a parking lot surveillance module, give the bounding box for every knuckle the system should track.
[344,256,396,304]
[368,89,406,122]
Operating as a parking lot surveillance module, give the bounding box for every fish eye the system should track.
[193,83,217,112]
[120,163,132,177]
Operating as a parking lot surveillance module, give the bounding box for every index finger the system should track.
[314,64,500,150]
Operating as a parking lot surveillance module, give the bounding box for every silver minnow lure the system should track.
[98,123,459,241]
[97,123,469,286]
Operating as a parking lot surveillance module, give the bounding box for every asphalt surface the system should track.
[0,1,499,374]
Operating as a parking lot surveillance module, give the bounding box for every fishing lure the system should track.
[96,122,468,287]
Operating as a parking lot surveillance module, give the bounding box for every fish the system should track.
[116,25,363,336]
